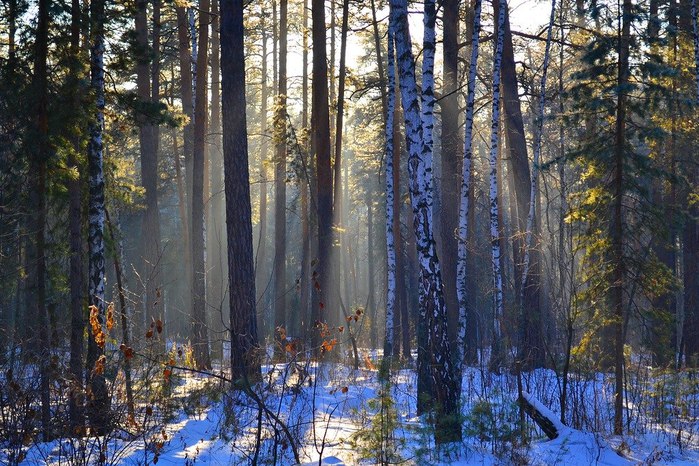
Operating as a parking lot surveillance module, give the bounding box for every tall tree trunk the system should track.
[220,0,261,381]
[67,0,85,433]
[332,0,350,329]
[299,0,311,333]
[27,0,51,438]
[440,0,461,361]
[367,195,377,349]
[86,0,109,434]
[457,0,482,373]
[610,0,632,435]
[312,0,333,353]
[256,22,270,339]
[487,0,507,372]
[383,22,397,366]
[136,0,164,333]
[191,0,211,370]
[208,0,226,325]
[390,0,460,444]
[274,0,288,341]
[105,209,135,421]
[176,6,194,316]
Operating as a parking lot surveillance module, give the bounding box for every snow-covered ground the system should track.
[7,358,699,465]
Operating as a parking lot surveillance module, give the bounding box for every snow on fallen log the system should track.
[520,390,566,440]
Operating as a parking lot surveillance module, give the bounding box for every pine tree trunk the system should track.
[273,0,288,342]
[191,0,211,370]
[299,0,311,334]
[256,22,270,340]
[27,0,51,438]
[208,0,226,329]
[136,0,164,333]
[220,0,261,381]
[611,0,632,435]
[312,0,333,354]
[176,6,194,317]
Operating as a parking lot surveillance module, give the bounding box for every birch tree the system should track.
[86,0,110,433]
[389,0,460,444]
[487,0,507,371]
[383,22,396,368]
[457,0,482,372]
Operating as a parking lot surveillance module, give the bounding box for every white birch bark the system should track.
[383,23,396,363]
[421,0,436,225]
[520,0,556,317]
[390,0,460,442]
[87,0,109,432]
[88,0,106,349]
[456,0,482,371]
[488,0,507,349]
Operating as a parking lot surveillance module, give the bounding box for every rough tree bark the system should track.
[312,0,333,353]
[220,0,261,381]
[274,0,288,341]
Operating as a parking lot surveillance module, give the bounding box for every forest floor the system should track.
[9,352,699,465]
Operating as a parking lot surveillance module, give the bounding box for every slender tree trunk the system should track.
[312,0,333,354]
[67,0,85,434]
[390,0,460,443]
[487,0,507,372]
[191,0,212,370]
[208,0,225,329]
[457,0,482,373]
[299,0,311,332]
[332,0,350,330]
[367,196,377,349]
[176,6,195,317]
[383,22,397,367]
[136,0,164,333]
[610,0,632,435]
[86,0,109,434]
[27,0,51,437]
[220,0,261,381]
[256,23,270,339]
[440,0,461,360]
[274,0,288,341]
[105,209,135,421]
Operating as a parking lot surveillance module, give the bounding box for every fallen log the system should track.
[519,390,566,440]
